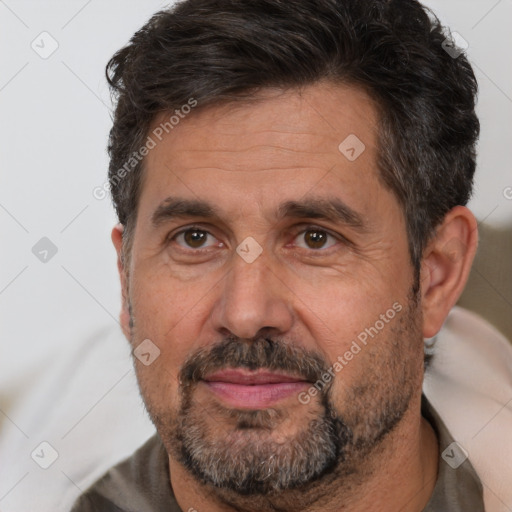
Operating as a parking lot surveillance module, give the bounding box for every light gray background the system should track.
[0,0,511,496]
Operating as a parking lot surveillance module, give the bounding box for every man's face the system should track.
[120,82,425,497]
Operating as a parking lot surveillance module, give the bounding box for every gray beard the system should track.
[172,376,351,495]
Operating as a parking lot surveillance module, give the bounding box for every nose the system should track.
[209,246,294,341]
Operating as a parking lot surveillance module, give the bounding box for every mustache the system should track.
[179,336,331,387]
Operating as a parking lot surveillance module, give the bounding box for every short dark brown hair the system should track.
[106,0,479,288]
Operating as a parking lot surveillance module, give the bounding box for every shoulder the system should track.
[69,434,179,512]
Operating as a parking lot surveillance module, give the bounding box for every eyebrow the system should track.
[152,197,221,228]
[151,196,368,232]
[277,198,367,232]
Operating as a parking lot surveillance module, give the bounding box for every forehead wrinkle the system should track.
[161,116,345,152]
[163,147,338,176]
[174,145,329,155]
[168,166,325,174]
[169,129,337,155]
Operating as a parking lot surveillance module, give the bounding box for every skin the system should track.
[111,81,478,511]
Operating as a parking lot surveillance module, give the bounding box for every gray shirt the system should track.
[70,393,485,511]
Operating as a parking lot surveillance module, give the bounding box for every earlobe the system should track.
[111,224,132,340]
[420,206,478,339]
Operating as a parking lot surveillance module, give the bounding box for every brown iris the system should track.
[184,229,207,248]
[304,229,328,249]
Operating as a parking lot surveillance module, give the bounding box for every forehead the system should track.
[148,82,378,165]
[138,82,387,226]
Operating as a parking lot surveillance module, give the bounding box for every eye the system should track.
[170,226,221,250]
[292,226,341,251]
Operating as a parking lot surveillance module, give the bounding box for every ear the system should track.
[111,223,131,340]
[419,206,478,339]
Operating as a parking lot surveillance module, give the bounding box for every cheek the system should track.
[293,271,412,402]
[129,269,215,391]
[298,270,403,342]
[131,263,205,337]
[135,360,176,410]
[322,301,421,415]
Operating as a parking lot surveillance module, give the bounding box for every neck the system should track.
[169,393,439,512]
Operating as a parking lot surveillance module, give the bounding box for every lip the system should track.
[202,369,310,409]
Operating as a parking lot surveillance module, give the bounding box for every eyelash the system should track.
[167,224,348,254]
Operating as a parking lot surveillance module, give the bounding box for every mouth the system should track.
[201,369,311,409]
